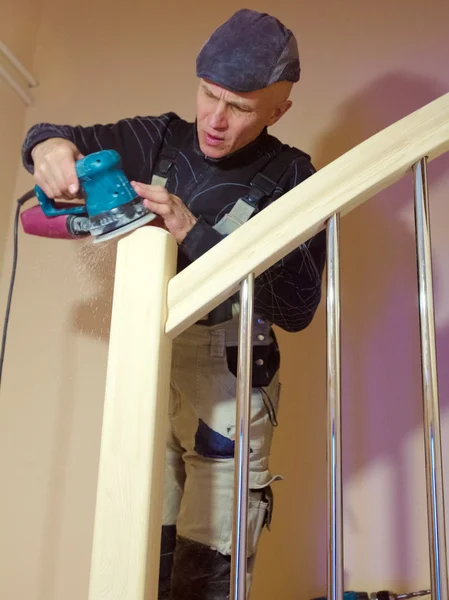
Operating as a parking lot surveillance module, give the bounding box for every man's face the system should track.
[196,79,292,159]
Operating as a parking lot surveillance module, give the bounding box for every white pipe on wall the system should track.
[0,40,37,87]
[0,64,32,105]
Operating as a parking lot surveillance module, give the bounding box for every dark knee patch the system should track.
[161,524,177,555]
[171,536,231,600]
[194,418,235,458]
[159,525,177,590]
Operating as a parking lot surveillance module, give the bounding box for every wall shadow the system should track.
[252,71,449,599]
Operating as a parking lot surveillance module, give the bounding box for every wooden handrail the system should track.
[165,92,449,338]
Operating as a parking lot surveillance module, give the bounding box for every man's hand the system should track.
[131,182,197,243]
[32,138,84,200]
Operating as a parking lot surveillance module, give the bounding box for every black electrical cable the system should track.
[0,190,35,389]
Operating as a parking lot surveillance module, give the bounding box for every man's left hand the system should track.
[131,182,197,243]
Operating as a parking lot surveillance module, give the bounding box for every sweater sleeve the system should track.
[252,158,326,332]
[179,156,326,333]
[21,112,178,182]
[253,227,326,332]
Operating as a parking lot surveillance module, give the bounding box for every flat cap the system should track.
[196,9,300,93]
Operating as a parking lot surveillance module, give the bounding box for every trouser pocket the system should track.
[219,475,282,557]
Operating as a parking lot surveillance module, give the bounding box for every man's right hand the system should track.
[31,138,85,200]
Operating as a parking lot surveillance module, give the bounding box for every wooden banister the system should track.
[88,91,449,600]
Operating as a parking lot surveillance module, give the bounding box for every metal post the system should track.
[413,157,448,600]
[326,213,344,600]
[231,273,255,600]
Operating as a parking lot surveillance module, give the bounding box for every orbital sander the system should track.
[21,149,157,243]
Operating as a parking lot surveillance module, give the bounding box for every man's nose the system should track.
[209,102,228,130]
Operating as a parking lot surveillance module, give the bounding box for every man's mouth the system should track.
[205,132,224,146]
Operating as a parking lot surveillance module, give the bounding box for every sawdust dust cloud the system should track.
[73,238,117,338]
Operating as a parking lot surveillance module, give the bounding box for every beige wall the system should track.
[1,1,449,599]
[0,0,42,260]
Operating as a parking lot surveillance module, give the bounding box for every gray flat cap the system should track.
[196,9,300,93]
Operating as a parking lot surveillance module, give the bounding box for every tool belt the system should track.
[198,312,280,388]
[225,327,281,388]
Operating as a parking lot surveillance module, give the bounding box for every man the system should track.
[21,9,326,599]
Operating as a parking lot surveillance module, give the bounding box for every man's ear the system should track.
[267,100,293,127]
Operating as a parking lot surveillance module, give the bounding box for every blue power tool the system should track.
[312,592,369,600]
[32,149,156,243]
[311,590,430,600]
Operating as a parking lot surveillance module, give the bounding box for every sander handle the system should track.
[34,184,86,217]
